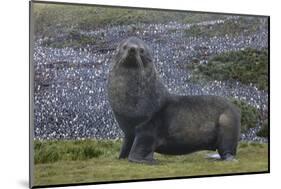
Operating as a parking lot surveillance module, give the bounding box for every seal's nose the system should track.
[129,46,136,54]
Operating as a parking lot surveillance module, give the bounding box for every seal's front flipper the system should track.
[119,135,135,159]
[129,153,158,165]
[128,131,156,165]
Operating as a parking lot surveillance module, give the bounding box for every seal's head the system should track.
[114,37,153,75]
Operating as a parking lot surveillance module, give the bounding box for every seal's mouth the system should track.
[119,49,145,77]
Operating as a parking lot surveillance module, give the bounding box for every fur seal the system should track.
[107,37,169,159]
[107,37,241,164]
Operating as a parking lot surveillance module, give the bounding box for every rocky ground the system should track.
[33,16,268,141]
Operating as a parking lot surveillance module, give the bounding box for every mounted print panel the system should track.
[29,1,269,188]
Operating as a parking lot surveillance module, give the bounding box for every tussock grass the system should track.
[192,48,268,91]
[231,99,259,132]
[257,119,268,137]
[185,17,265,37]
[34,140,268,186]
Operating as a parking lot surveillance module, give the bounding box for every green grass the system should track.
[190,48,268,91]
[32,3,227,37]
[33,140,268,186]
[185,17,265,37]
[34,139,120,163]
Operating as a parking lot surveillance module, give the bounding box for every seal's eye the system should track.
[123,45,127,50]
[139,48,144,54]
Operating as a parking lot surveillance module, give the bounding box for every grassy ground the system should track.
[32,3,227,37]
[33,140,268,186]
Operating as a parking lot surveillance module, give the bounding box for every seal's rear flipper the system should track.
[206,153,221,160]
[119,135,135,159]
[206,153,238,162]
[221,153,238,162]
